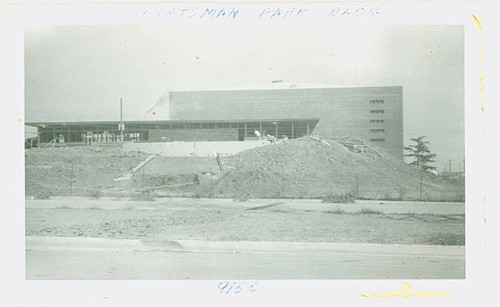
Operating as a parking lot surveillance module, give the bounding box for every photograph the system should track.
[23,22,466,280]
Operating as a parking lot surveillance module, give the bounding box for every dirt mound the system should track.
[212,137,463,201]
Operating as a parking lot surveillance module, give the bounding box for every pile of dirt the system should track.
[211,137,464,201]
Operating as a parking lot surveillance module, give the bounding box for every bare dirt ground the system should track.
[26,198,465,246]
[25,139,465,201]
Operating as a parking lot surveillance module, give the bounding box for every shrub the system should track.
[321,192,356,204]
[397,187,408,201]
[453,191,465,202]
[424,233,465,246]
[324,207,346,214]
[87,189,101,199]
[34,190,52,200]
[357,208,383,215]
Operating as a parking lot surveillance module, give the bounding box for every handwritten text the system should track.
[217,281,257,296]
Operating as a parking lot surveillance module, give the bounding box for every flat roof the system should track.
[167,84,403,93]
[26,118,320,128]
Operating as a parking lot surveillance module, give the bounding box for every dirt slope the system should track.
[212,138,463,200]
[25,146,216,198]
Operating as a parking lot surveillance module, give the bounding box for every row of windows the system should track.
[369,100,386,143]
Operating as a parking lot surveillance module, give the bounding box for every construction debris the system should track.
[310,134,331,146]
[132,154,157,173]
[216,153,226,172]
[135,182,198,192]
[113,175,131,182]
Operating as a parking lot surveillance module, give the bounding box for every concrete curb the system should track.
[26,236,465,257]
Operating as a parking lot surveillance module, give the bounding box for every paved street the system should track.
[26,236,465,280]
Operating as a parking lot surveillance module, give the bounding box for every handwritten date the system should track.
[217,281,257,296]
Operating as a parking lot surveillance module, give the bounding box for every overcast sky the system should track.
[25,24,464,170]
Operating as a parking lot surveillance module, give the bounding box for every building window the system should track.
[370,138,385,142]
[370,129,385,133]
[370,100,385,104]
[370,119,385,124]
[369,110,385,114]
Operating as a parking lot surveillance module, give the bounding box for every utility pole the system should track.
[419,174,423,201]
[355,173,359,198]
[449,160,452,173]
[69,160,74,196]
[120,98,124,151]
[210,167,213,198]
[142,162,145,191]
[281,164,285,196]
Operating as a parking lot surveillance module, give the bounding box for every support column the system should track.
[244,122,247,139]
[307,121,310,135]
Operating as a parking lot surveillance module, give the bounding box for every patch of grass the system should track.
[356,208,383,215]
[324,207,347,214]
[453,191,466,202]
[423,233,465,246]
[272,209,289,213]
[33,190,52,200]
[321,192,356,204]
[396,187,408,201]
[130,191,155,201]
[233,194,250,202]
[86,189,101,200]
[55,205,71,209]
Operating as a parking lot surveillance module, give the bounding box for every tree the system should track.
[404,136,437,172]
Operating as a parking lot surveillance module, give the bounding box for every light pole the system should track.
[120,98,124,151]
